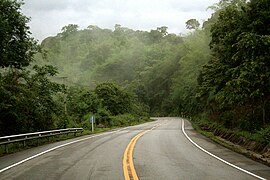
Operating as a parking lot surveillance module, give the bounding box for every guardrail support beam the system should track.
[0,128,83,154]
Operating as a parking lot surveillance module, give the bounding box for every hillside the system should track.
[35,24,210,115]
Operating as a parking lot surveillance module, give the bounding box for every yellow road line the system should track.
[123,124,161,180]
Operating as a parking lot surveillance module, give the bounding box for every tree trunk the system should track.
[262,96,270,127]
[262,103,266,127]
[262,97,269,127]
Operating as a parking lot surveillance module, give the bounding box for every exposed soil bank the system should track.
[198,125,270,166]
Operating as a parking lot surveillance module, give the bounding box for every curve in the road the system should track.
[123,123,163,180]
[123,129,147,180]
[1,119,268,179]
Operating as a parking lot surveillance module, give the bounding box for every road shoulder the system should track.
[183,119,270,179]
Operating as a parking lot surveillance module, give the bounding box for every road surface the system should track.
[0,117,269,179]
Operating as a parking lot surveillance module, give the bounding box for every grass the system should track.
[191,116,270,145]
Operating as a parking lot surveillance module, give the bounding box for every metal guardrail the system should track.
[0,128,83,153]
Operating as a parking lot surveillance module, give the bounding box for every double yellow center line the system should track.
[123,124,162,180]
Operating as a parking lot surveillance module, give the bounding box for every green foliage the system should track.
[255,126,270,144]
[0,1,64,135]
[62,82,150,129]
[170,30,211,116]
[96,108,111,127]
[1,1,154,137]
[34,22,210,117]
[95,82,131,115]
[200,0,270,129]
[60,24,79,38]
[0,65,64,135]
[185,19,200,30]
[192,116,270,145]
[66,87,100,122]
[0,0,38,68]
[110,114,133,127]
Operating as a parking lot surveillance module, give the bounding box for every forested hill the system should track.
[34,24,209,115]
[36,0,270,132]
[35,24,211,116]
[37,25,186,88]
[1,0,269,136]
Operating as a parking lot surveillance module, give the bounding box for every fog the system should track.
[22,0,218,41]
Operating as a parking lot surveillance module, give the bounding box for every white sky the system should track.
[21,0,218,42]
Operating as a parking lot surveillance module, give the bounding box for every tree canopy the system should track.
[0,0,37,68]
[200,0,270,128]
[185,19,200,30]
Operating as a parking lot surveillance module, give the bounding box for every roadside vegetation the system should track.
[191,0,270,149]
[0,0,269,152]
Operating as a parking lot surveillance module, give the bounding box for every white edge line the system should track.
[0,128,128,174]
[181,119,266,180]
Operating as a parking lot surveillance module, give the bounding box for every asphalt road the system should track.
[0,117,269,180]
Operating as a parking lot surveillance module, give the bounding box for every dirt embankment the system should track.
[201,126,270,166]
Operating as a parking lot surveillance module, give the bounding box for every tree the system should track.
[59,24,79,38]
[185,19,200,30]
[0,0,38,68]
[94,82,131,115]
[148,26,168,43]
[66,87,100,122]
[0,0,65,135]
[246,0,270,35]
[0,65,63,135]
[171,30,211,116]
[157,26,168,37]
[200,0,270,128]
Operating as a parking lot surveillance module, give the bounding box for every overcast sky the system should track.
[21,0,218,42]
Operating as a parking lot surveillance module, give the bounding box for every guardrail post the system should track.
[37,134,40,145]
[23,136,27,147]
[74,130,76,136]
[5,144,8,153]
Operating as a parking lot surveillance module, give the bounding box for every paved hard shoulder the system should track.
[182,118,270,180]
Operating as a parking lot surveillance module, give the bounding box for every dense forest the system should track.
[0,0,269,137]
